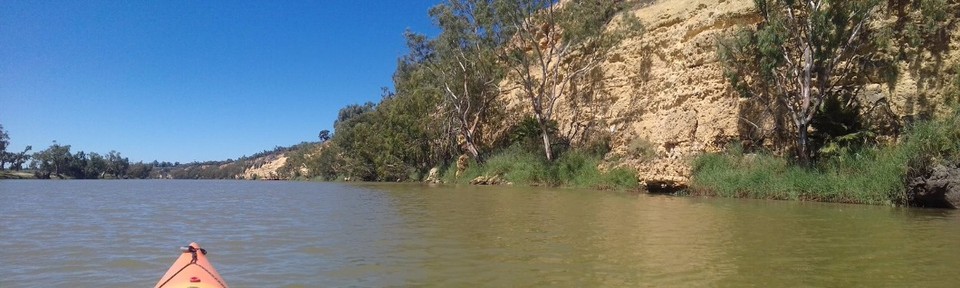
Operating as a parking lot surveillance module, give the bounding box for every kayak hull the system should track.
[155,242,229,288]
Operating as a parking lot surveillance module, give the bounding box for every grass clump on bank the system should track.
[443,145,639,190]
[691,110,960,205]
[0,170,36,179]
[690,147,906,204]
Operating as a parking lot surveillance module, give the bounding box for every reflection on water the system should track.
[1,180,959,287]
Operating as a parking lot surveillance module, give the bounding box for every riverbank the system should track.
[0,171,35,179]
[688,111,960,208]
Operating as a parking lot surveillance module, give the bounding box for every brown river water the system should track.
[1,180,959,287]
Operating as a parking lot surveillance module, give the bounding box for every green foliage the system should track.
[27,144,134,179]
[169,161,245,179]
[443,144,638,190]
[284,0,642,184]
[317,130,330,143]
[557,0,638,44]
[717,28,764,98]
[502,117,562,156]
[0,124,8,169]
[84,152,107,178]
[31,142,73,178]
[810,90,874,159]
[719,0,883,164]
[425,0,509,161]
[691,110,960,205]
[898,107,960,169]
[599,167,641,190]
[105,151,129,179]
[334,102,375,130]
[291,62,448,182]
[495,0,640,161]
[7,146,31,171]
[482,146,551,185]
[126,162,153,179]
[0,125,32,171]
[552,150,602,187]
[693,150,889,204]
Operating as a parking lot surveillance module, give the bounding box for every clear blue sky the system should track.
[1,0,441,163]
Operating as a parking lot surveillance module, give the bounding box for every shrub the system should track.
[483,146,550,185]
[449,145,639,190]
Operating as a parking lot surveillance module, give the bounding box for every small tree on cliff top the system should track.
[719,0,881,165]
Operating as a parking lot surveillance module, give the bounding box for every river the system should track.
[0,180,958,287]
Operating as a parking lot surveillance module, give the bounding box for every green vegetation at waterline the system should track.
[0,170,35,179]
[717,0,955,165]
[691,109,960,206]
[442,146,639,190]
[694,0,960,207]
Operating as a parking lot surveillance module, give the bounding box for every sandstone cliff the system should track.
[499,0,960,190]
[241,153,288,180]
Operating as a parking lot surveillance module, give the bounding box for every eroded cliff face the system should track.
[241,153,288,180]
[498,0,960,190]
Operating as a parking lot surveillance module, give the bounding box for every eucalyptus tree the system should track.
[126,162,153,179]
[32,142,73,178]
[66,151,89,178]
[105,150,130,178]
[0,124,8,169]
[718,0,882,165]
[395,31,457,168]
[9,146,31,171]
[318,130,331,143]
[424,0,508,162]
[495,0,637,161]
[85,152,108,178]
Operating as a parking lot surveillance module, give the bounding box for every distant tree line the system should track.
[166,162,246,179]
[0,124,153,179]
[0,122,329,180]
[29,143,152,179]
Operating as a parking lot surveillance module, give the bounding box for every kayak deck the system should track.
[155,242,229,288]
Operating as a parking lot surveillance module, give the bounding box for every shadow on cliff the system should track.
[886,0,960,124]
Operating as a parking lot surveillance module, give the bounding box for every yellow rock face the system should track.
[242,153,288,180]
[497,0,960,189]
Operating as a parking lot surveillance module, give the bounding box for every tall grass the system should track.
[482,146,551,185]
[690,109,960,205]
[442,145,639,190]
[552,150,639,189]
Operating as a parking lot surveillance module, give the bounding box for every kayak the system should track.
[154,242,229,288]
